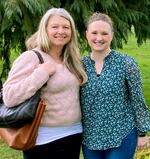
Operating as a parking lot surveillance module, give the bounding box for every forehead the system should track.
[87,20,112,31]
[48,15,70,25]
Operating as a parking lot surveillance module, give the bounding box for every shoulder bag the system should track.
[0,99,46,150]
[0,50,44,128]
[0,50,46,150]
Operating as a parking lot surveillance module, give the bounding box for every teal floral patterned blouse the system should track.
[80,50,150,150]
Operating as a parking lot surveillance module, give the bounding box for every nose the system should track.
[96,34,103,40]
[57,27,65,34]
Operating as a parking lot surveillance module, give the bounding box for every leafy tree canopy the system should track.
[0,0,150,81]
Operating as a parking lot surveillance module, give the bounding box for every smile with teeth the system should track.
[55,34,66,38]
[55,36,66,41]
[57,36,64,38]
[94,41,105,46]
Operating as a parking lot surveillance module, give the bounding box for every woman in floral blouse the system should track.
[80,12,150,159]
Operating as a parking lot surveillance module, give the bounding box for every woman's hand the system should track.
[137,136,149,150]
[39,62,56,75]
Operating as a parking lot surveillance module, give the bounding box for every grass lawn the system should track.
[0,138,84,159]
[0,35,150,159]
[0,139,22,159]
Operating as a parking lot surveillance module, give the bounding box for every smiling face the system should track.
[86,20,113,54]
[47,15,72,48]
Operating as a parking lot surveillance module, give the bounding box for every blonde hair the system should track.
[26,8,87,84]
[87,12,114,32]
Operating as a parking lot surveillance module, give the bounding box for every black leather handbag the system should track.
[0,50,44,128]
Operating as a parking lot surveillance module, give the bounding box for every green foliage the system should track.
[0,35,150,159]
[0,0,150,82]
[0,0,50,83]
[59,0,150,48]
[0,0,50,48]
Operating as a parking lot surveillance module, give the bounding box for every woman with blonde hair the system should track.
[3,8,87,159]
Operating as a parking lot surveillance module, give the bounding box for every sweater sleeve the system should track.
[125,55,150,133]
[3,50,50,107]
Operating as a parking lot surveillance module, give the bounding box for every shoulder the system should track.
[82,54,91,64]
[112,50,137,65]
[12,49,47,67]
[8,49,46,76]
[112,51,140,75]
[13,50,38,66]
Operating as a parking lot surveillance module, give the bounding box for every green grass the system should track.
[0,138,84,159]
[0,139,22,159]
[0,35,150,159]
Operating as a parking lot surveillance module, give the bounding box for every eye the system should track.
[63,26,70,29]
[91,31,97,34]
[102,32,109,35]
[52,25,58,29]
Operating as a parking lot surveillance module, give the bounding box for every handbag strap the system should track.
[32,49,47,87]
[32,50,44,64]
[0,50,45,104]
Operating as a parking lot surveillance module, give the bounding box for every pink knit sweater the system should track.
[3,49,81,127]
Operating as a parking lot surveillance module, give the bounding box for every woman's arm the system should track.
[3,51,50,107]
[125,55,150,134]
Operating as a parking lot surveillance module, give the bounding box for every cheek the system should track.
[47,30,53,38]
[105,35,113,41]
[86,37,94,46]
[86,34,95,42]
[68,31,72,39]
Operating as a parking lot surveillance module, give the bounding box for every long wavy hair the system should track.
[26,8,87,85]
